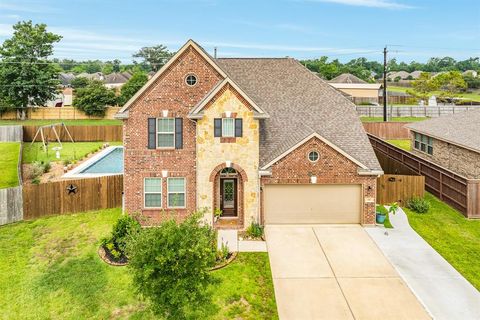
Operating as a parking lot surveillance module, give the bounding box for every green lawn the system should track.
[23,141,122,164]
[404,193,480,290]
[361,116,428,122]
[386,139,411,151]
[0,209,278,319]
[0,119,122,126]
[0,142,20,188]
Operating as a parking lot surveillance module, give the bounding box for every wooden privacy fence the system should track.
[377,174,425,205]
[363,122,411,139]
[369,134,480,218]
[0,106,121,120]
[357,105,480,118]
[0,125,23,142]
[0,186,23,226]
[23,125,122,142]
[23,175,123,219]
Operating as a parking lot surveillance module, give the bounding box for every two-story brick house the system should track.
[116,40,383,228]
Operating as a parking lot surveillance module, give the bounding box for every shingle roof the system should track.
[329,73,366,84]
[104,73,128,84]
[406,109,480,153]
[59,73,75,86]
[215,58,381,171]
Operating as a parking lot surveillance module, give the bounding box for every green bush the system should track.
[110,214,141,253]
[126,212,216,319]
[74,80,117,117]
[216,242,230,262]
[407,197,431,213]
[246,221,264,239]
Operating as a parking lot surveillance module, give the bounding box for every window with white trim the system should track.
[414,132,433,155]
[308,151,319,162]
[144,178,162,208]
[222,118,235,137]
[157,118,175,148]
[167,177,186,208]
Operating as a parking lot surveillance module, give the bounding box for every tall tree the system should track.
[0,21,62,119]
[118,71,148,105]
[133,45,173,71]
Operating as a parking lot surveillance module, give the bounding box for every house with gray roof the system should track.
[406,109,480,179]
[104,72,129,89]
[329,73,381,104]
[116,39,382,228]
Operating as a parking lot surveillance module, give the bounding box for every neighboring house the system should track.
[387,71,410,81]
[104,73,129,89]
[59,73,75,87]
[406,109,480,179]
[77,72,105,81]
[329,73,381,104]
[409,71,423,79]
[121,71,132,80]
[115,40,382,229]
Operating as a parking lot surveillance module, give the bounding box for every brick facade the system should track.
[411,133,480,179]
[261,137,377,225]
[123,46,223,224]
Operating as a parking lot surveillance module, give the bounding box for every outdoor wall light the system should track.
[161,170,168,178]
[225,111,232,118]
[225,160,232,168]
[310,175,317,184]
[162,110,169,117]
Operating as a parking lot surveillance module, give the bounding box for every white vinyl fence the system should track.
[356,105,480,118]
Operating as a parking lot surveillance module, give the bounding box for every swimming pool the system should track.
[62,146,123,178]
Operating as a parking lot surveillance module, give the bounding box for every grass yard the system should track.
[0,142,20,188]
[404,193,480,290]
[0,119,122,126]
[386,139,411,151]
[23,141,122,164]
[0,209,278,319]
[360,116,428,122]
[387,85,480,102]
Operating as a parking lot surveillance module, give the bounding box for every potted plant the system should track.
[376,205,388,224]
[214,208,222,222]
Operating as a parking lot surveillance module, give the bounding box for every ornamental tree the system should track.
[74,80,117,117]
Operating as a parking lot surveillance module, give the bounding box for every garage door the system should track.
[264,184,362,224]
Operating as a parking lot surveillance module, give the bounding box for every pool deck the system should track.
[62,146,123,179]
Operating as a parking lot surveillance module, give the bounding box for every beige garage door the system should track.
[264,184,362,224]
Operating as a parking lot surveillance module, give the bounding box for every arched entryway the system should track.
[209,163,248,228]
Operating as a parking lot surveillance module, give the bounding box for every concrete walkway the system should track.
[366,208,480,320]
[266,225,430,320]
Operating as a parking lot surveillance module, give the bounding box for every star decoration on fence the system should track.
[66,184,78,195]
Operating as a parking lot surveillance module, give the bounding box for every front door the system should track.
[220,178,237,217]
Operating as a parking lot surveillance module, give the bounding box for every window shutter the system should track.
[175,118,183,149]
[235,118,243,137]
[214,118,222,137]
[148,118,156,149]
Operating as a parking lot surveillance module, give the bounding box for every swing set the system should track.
[30,123,75,158]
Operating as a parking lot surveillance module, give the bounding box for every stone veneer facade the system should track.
[196,85,260,227]
[261,137,377,225]
[411,132,480,179]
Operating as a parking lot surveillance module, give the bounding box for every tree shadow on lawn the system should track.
[34,254,109,317]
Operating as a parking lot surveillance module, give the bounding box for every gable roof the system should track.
[406,109,480,153]
[104,73,128,84]
[188,78,268,118]
[117,39,227,114]
[215,58,382,171]
[329,73,366,84]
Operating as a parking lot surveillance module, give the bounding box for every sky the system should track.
[0,0,479,63]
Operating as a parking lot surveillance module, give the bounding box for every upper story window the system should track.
[214,118,243,138]
[185,74,197,86]
[157,118,175,148]
[414,132,433,155]
[308,150,319,162]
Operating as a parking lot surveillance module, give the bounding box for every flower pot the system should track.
[376,213,387,224]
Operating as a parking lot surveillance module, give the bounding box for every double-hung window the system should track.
[414,132,433,155]
[167,177,186,208]
[222,118,235,137]
[144,178,162,208]
[157,118,175,148]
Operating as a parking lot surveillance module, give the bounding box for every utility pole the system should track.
[214,47,217,59]
[383,46,388,122]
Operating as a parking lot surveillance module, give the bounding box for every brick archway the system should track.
[210,162,247,229]
[209,162,248,182]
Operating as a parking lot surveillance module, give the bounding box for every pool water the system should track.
[80,147,124,174]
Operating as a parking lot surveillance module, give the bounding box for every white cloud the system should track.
[0,1,56,13]
[305,0,413,9]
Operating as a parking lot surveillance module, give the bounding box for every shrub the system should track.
[126,212,216,319]
[246,221,264,239]
[74,80,117,117]
[102,214,141,260]
[407,197,431,213]
[216,242,230,262]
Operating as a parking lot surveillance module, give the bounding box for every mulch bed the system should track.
[210,251,238,271]
[238,231,265,241]
[98,245,128,266]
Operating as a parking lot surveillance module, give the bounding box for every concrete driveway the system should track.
[265,225,430,320]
